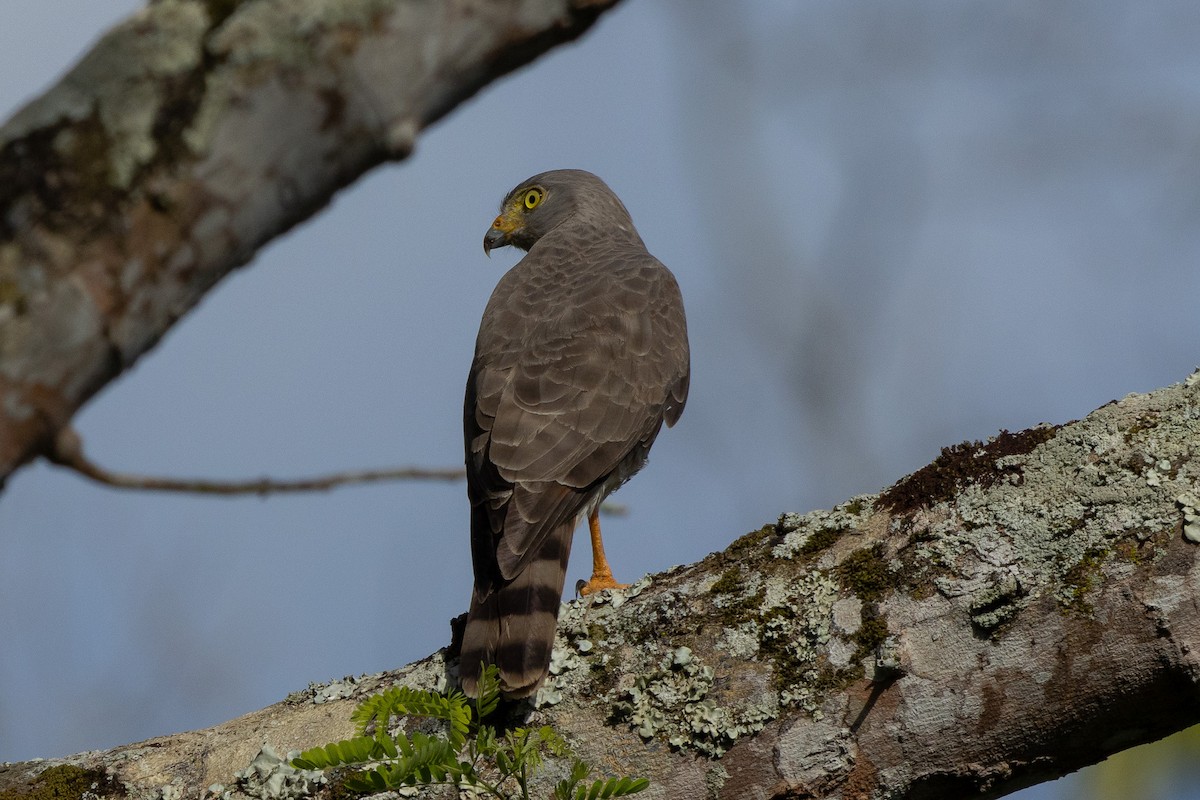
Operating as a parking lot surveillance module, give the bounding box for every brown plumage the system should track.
[459,170,690,699]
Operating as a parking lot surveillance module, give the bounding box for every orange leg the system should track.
[577,509,628,596]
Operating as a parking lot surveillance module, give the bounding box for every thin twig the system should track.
[45,427,632,513]
[47,426,464,496]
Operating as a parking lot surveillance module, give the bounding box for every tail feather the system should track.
[460,522,574,699]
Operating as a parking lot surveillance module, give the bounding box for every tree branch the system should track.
[45,426,465,495]
[3,375,1198,798]
[43,428,631,511]
[0,0,622,487]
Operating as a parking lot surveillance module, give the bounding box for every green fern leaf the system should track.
[370,734,457,790]
[537,726,572,759]
[611,777,650,796]
[554,759,590,799]
[495,747,512,776]
[475,664,501,718]
[291,745,332,769]
[474,724,498,756]
[447,695,471,750]
[353,737,380,761]
[290,735,383,770]
[353,684,474,752]
[379,735,398,759]
[350,693,390,736]
[298,664,651,800]
[344,768,388,794]
[571,775,651,800]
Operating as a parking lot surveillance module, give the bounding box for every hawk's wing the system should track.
[466,241,689,584]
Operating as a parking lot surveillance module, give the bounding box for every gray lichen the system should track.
[758,570,841,709]
[2,2,208,187]
[610,646,776,757]
[209,0,396,66]
[895,374,1200,625]
[285,653,448,707]
[1178,493,1200,543]
[774,497,875,559]
[715,621,761,659]
[501,579,636,712]
[967,572,1025,631]
[233,745,325,800]
[285,674,363,705]
[519,575,785,758]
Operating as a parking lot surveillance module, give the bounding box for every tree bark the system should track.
[0,0,619,486]
[2,376,1198,799]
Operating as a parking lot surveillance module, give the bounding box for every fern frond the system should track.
[556,765,649,800]
[350,684,472,753]
[378,735,399,759]
[584,776,650,798]
[297,662,651,799]
[554,760,591,800]
[494,746,514,777]
[474,724,499,757]
[343,768,387,795]
[446,693,471,751]
[350,691,394,736]
[475,664,501,718]
[356,733,458,790]
[537,726,572,758]
[291,736,386,770]
[506,728,543,776]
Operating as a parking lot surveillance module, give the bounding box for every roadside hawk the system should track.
[459,169,690,699]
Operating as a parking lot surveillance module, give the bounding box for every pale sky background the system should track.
[3,2,1200,798]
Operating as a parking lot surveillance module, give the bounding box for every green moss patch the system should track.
[709,567,743,595]
[852,609,890,663]
[726,524,776,560]
[797,525,844,557]
[758,607,812,694]
[0,765,122,800]
[838,544,894,602]
[1059,547,1107,614]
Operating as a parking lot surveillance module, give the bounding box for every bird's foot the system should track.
[577,573,628,596]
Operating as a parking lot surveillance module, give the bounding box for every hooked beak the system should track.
[483,224,509,256]
[483,209,521,256]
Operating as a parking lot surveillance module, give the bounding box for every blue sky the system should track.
[2,3,1199,798]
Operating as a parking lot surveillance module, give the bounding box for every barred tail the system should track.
[459,522,574,699]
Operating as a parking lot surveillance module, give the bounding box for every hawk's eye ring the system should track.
[523,188,544,210]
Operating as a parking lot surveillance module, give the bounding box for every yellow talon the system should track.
[579,510,628,595]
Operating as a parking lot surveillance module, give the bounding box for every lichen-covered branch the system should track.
[0,0,620,486]
[3,375,1199,799]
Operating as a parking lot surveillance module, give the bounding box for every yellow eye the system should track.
[522,188,544,210]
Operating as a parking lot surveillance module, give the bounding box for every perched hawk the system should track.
[459,170,690,699]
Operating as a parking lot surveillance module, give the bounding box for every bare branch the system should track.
[44,428,636,509]
[46,426,464,495]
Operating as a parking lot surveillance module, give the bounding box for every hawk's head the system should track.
[483,169,634,255]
